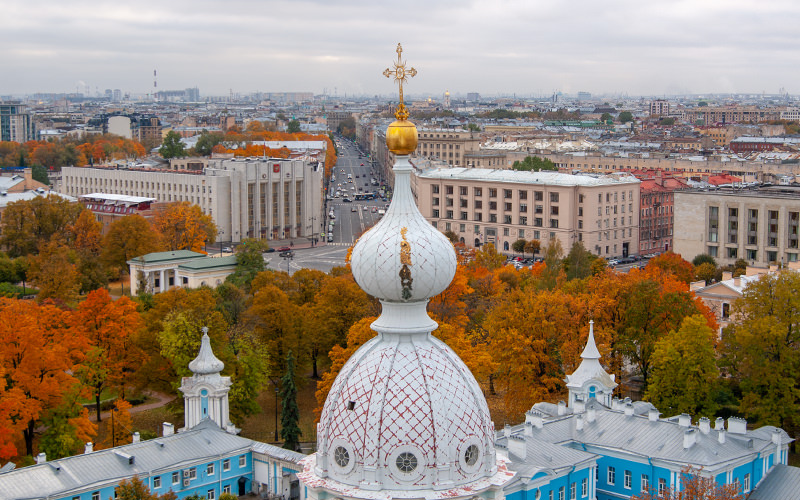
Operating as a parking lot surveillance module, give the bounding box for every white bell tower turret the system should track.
[565,321,617,408]
[179,327,240,434]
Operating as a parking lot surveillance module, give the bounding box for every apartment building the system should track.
[638,174,689,255]
[682,106,781,126]
[0,102,35,142]
[673,185,800,267]
[413,167,640,258]
[60,157,323,244]
[649,99,670,116]
[414,128,480,167]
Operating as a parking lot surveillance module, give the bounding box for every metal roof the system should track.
[0,420,254,500]
[749,464,800,500]
[417,167,640,187]
[128,250,205,264]
[178,255,238,270]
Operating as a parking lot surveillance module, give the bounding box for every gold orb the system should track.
[386,119,418,155]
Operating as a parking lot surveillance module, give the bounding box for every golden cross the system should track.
[383,43,417,120]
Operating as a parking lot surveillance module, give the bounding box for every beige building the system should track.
[60,157,323,244]
[128,250,237,295]
[414,128,480,167]
[673,186,800,267]
[412,167,640,258]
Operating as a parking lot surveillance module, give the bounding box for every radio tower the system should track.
[153,69,158,101]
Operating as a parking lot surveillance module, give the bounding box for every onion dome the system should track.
[188,327,224,375]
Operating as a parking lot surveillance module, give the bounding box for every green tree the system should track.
[467,123,480,132]
[287,120,302,133]
[538,238,564,290]
[645,315,720,418]
[658,117,675,126]
[618,111,634,123]
[31,165,50,186]
[226,238,270,292]
[158,130,186,159]
[722,269,800,428]
[698,101,708,107]
[512,238,527,256]
[563,241,594,281]
[600,112,612,123]
[512,156,558,172]
[443,230,458,243]
[194,131,224,156]
[692,253,717,268]
[280,351,301,451]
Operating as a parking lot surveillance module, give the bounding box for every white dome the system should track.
[350,157,456,303]
[313,332,497,491]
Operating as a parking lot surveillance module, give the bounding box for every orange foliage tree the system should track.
[73,289,142,421]
[0,298,88,457]
[153,201,217,252]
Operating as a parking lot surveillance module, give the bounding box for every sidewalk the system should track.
[88,391,175,422]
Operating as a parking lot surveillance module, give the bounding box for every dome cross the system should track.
[383,43,417,120]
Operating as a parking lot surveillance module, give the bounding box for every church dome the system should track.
[188,328,224,375]
[314,332,497,492]
[350,157,456,304]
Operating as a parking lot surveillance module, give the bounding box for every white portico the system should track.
[179,327,240,434]
[127,251,237,294]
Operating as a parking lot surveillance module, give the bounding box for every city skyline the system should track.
[3,0,800,98]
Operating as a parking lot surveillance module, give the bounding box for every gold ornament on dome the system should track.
[383,43,419,155]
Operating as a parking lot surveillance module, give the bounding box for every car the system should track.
[608,259,620,266]
[327,234,333,242]
[279,250,294,258]
[222,246,233,253]
[342,197,352,202]
[351,207,357,212]
[356,175,360,178]
[277,246,291,252]
[371,207,377,213]
[264,248,275,253]
[360,163,364,166]
[363,206,368,211]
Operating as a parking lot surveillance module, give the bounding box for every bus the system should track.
[354,193,375,201]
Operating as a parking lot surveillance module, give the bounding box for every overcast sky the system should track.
[3,0,799,98]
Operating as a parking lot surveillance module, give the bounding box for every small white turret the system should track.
[565,321,618,408]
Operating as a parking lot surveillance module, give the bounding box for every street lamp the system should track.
[283,252,293,275]
[272,380,280,442]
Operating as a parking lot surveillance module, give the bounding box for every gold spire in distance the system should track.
[383,43,417,120]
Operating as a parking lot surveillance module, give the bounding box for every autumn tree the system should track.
[280,351,301,451]
[646,251,695,284]
[538,237,564,290]
[73,289,142,421]
[69,209,108,293]
[0,194,84,256]
[524,239,541,256]
[0,299,87,456]
[722,269,800,429]
[645,315,720,418]
[116,476,178,500]
[248,284,303,381]
[101,214,164,281]
[473,242,506,271]
[28,240,81,304]
[38,385,96,459]
[153,201,217,252]
[632,466,743,500]
[104,399,134,448]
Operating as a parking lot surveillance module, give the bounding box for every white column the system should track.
[159,270,166,292]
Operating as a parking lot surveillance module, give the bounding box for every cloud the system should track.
[1,0,799,96]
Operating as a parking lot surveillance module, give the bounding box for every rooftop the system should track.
[417,167,640,187]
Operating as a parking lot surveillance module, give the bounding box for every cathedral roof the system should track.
[188,327,224,375]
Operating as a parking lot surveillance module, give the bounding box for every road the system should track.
[265,136,390,274]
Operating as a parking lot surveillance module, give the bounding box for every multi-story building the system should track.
[78,193,158,235]
[0,102,35,142]
[682,106,781,126]
[673,185,800,267]
[413,167,640,258]
[60,157,324,244]
[638,173,689,255]
[649,99,670,116]
[414,128,480,167]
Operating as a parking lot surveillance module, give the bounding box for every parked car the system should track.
[222,246,233,253]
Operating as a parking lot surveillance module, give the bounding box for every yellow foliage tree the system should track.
[153,201,217,252]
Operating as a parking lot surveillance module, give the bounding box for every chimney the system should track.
[722,271,733,281]
[714,417,725,431]
[624,403,635,416]
[132,432,140,443]
[576,414,584,431]
[683,429,697,449]
[573,399,585,413]
[23,168,33,189]
[727,417,747,435]
[698,417,711,434]
[611,397,621,410]
[718,429,726,444]
[558,400,567,416]
[524,422,533,437]
[733,276,741,287]
[84,442,94,454]
[507,434,526,459]
[648,409,660,422]
[678,413,691,427]
[587,407,596,423]
[772,429,782,445]
[529,414,543,430]
[162,422,174,437]
[36,452,46,464]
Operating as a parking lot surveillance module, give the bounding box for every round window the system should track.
[464,444,479,466]
[200,389,208,396]
[395,452,418,473]
[334,446,350,467]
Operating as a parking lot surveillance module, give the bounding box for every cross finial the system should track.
[383,43,417,120]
